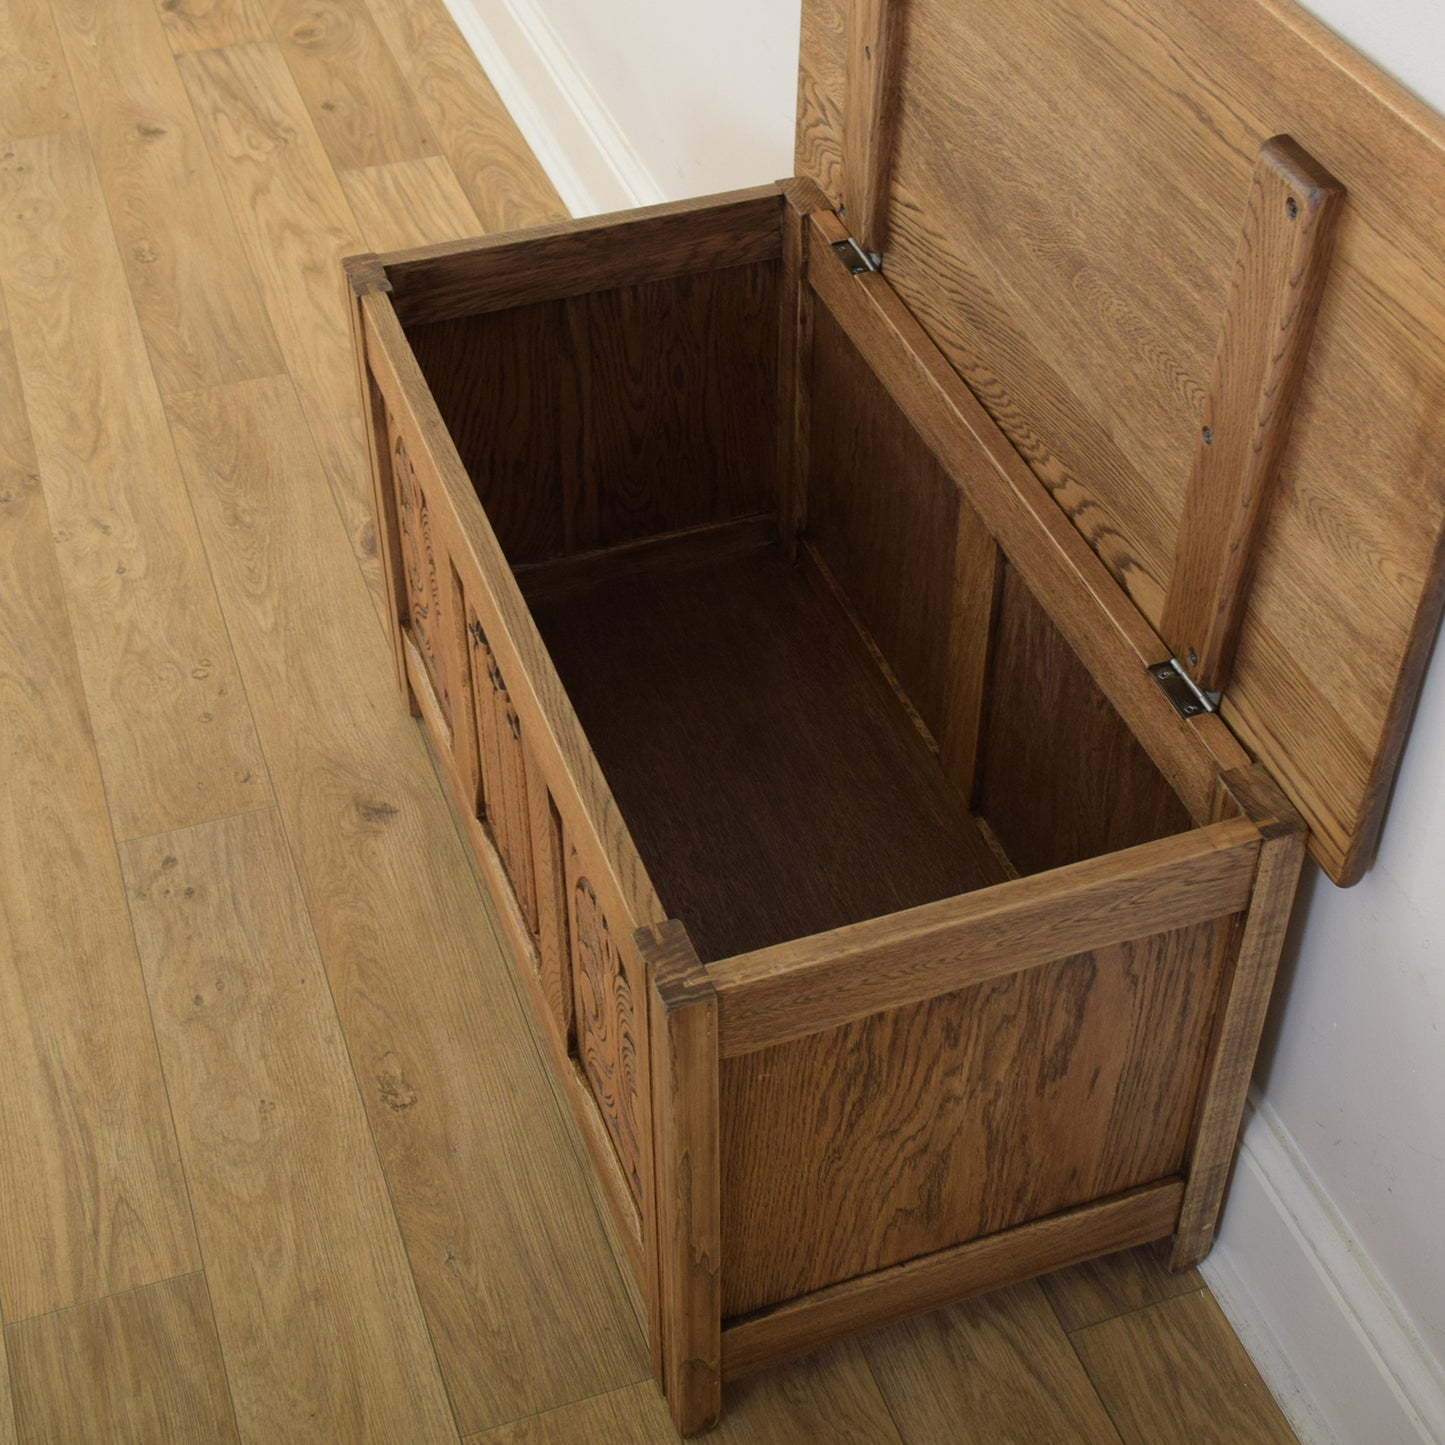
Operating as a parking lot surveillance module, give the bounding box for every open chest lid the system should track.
[794,0,1445,886]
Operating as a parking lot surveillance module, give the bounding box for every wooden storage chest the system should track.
[345,0,1445,1432]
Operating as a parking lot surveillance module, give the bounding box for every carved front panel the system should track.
[389,408,451,727]
[465,605,538,933]
[571,870,643,1210]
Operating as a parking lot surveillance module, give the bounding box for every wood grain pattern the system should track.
[640,922,721,1436]
[513,516,776,604]
[0,0,82,141]
[719,921,1229,1316]
[0,132,267,841]
[408,263,780,561]
[1040,1241,1204,1334]
[1072,1291,1297,1443]
[382,188,783,327]
[120,809,458,1444]
[841,0,901,257]
[6,1275,238,1445]
[164,375,647,1434]
[365,0,568,232]
[798,0,1445,884]
[390,405,454,725]
[525,750,574,1043]
[1173,767,1307,1269]
[529,544,997,964]
[0,321,197,1322]
[721,1182,1184,1378]
[980,565,1194,877]
[808,297,999,755]
[360,291,665,936]
[259,0,439,170]
[1162,138,1344,695]
[177,42,380,607]
[0,1320,15,1445]
[861,1281,1123,1444]
[469,1343,903,1444]
[339,156,482,252]
[154,0,271,52]
[570,870,645,1210]
[50,0,284,395]
[805,244,1251,831]
[710,819,1259,1057]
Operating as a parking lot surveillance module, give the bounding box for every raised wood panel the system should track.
[980,565,1193,877]
[49,0,283,396]
[361,292,666,936]
[798,0,1445,884]
[121,810,457,1442]
[807,298,961,741]
[582,264,779,548]
[6,1275,238,1444]
[407,300,574,563]
[568,862,646,1213]
[390,405,454,728]
[719,918,1231,1317]
[0,132,269,841]
[721,1182,1183,1379]
[0,324,198,1321]
[365,0,568,233]
[406,262,780,563]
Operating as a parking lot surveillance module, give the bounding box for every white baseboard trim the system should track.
[440,0,667,217]
[1201,1095,1445,1444]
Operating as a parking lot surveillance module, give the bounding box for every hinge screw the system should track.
[1202,425,1214,446]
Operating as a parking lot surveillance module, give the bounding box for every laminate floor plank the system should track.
[155,0,271,53]
[861,1281,1123,1444]
[0,309,199,1324]
[5,1274,239,1444]
[1040,1240,1205,1334]
[0,0,82,142]
[176,40,382,609]
[469,1342,904,1444]
[1071,1291,1297,1444]
[0,132,269,841]
[365,0,567,231]
[121,808,459,1444]
[259,0,439,170]
[338,155,482,252]
[165,374,648,1435]
[0,1312,16,1445]
[49,0,284,396]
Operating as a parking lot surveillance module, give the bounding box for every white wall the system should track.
[445,0,1445,1434]
[519,0,798,199]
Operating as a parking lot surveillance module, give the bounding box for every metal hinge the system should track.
[1148,659,1221,720]
[832,236,882,274]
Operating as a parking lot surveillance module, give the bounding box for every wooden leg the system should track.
[1171,766,1306,1270]
[640,920,722,1436]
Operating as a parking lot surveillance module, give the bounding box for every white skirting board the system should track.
[1201,1095,1445,1444]
[439,0,666,216]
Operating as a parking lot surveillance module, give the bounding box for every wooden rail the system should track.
[709,818,1262,1057]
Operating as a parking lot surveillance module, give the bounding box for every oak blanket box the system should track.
[344,0,1445,1432]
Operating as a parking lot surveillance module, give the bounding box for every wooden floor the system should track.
[0,1,1299,1439]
